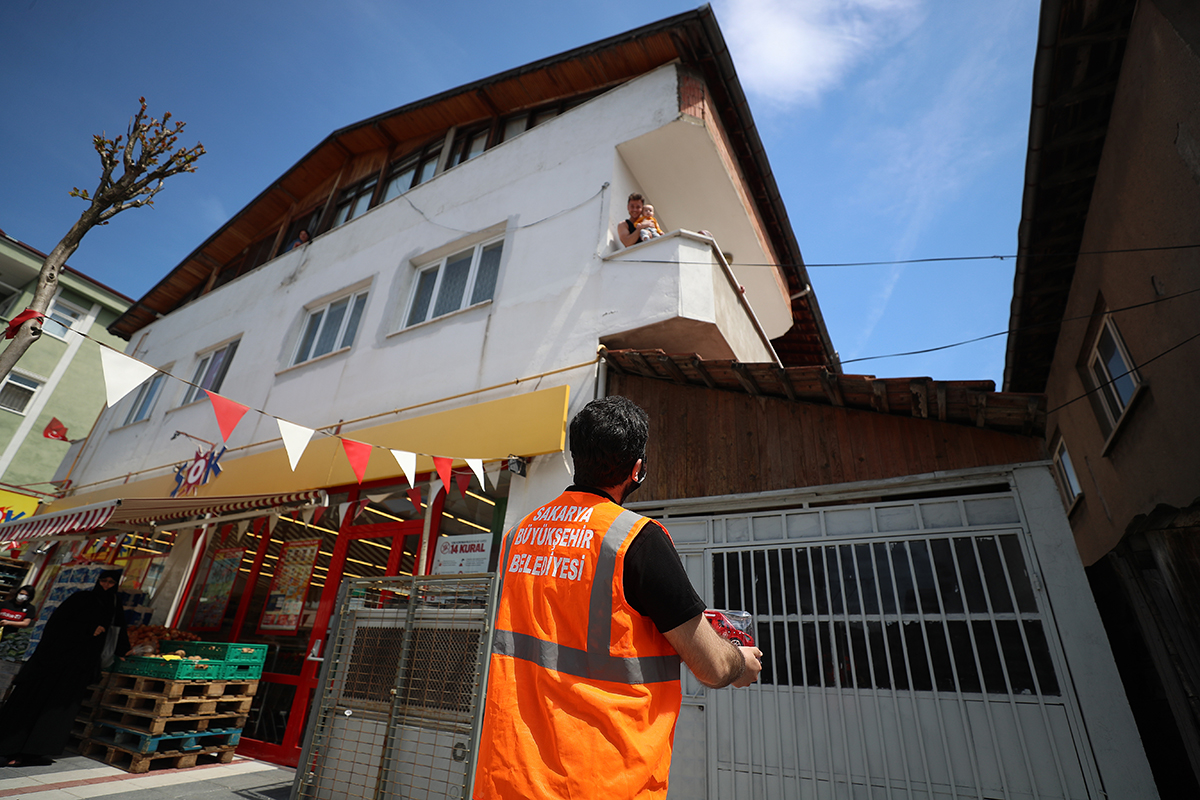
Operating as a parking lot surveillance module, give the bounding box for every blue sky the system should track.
[0,0,1039,386]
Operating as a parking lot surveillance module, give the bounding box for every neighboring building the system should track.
[1004,0,1200,795]
[0,228,131,506]
[0,9,1157,798]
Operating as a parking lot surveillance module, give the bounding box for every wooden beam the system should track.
[603,351,626,376]
[818,369,844,407]
[1023,395,1042,436]
[690,356,717,389]
[774,366,797,401]
[910,379,929,418]
[871,380,889,413]
[936,382,947,421]
[732,362,762,397]
[657,354,690,386]
[627,351,658,378]
[975,392,988,428]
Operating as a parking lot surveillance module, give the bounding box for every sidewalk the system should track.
[0,754,294,800]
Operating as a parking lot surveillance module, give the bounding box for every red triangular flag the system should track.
[432,457,453,494]
[341,439,372,484]
[43,417,69,441]
[407,487,423,513]
[205,391,250,442]
[455,471,471,498]
[311,506,326,527]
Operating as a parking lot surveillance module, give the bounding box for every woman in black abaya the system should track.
[0,569,129,766]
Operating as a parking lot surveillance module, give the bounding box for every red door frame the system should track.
[235,509,430,765]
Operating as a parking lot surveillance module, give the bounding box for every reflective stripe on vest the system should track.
[492,508,681,684]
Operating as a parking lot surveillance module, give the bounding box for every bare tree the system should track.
[0,97,204,378]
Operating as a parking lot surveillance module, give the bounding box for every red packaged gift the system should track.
[704,609,755,647]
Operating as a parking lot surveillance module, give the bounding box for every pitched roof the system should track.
[108,8,835,367]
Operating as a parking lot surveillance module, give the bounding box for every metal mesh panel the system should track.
[296,574,495,800]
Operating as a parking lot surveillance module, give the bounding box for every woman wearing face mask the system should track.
[0,571,128,767]
[0,586,36,699]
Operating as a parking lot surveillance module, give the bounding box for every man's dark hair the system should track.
[570,396,648,488]
[627,192,644,203]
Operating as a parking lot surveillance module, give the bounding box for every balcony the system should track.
[599,230,779,363]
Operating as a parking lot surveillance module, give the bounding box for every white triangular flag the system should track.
[236,520,251,542]
[338,501,351,524]
[390,450,416,486]
[485,461,502,489]
[98,346,158,407]
[465,458,484,487]
[276,419,315,471]
[300,506,316,526]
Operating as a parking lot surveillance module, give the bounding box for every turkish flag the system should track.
[43,417,68,441]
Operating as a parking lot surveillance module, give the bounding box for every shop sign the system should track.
[431,533,492,575]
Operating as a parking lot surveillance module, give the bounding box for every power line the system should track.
[1046,329,1200,415]
[840,285,1200,366]
[619,242,1200,269]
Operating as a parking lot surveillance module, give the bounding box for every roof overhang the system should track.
[1003,0,1136,393]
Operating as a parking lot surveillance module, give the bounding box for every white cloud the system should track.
[715,0,923,107]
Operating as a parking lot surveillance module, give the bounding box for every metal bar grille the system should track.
[709,531,1085,799]
[296,574,495,800]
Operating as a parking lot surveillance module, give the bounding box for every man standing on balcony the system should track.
[618,192,661,247]
[473,396,762,799]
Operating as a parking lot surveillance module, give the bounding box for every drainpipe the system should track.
[596,346,608,400]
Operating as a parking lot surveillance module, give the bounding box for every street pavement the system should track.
[0,754,294,800]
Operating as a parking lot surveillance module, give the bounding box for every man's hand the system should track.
[732,645,763,688]
[664,614,763,689]
[94,625,106,636]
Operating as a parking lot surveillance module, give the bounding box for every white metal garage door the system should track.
[665,489,1102,800]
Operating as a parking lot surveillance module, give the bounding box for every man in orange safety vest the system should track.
[474,396,762,799]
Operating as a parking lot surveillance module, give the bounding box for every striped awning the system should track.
[0,490,326,543]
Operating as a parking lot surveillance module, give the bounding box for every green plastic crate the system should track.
[115,655,225,680]
[221,661,264,680]
[161,640,268,665]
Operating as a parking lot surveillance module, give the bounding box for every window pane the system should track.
[502,116,527,142]
[1092,358,1123,422]
[383,166,416,202]
[183,355,212,404]
[340,293,367,349]
[1098,326,1137,407]
[470,242,503,304]
[313,298,349,358]
[464,131,487,162]
[433,251,472,317]
[295,310,324,365]
[416,155,439,186]
[332,203,353,228]
[407,267,439,327]
[126,373,165,424]
[532,108,558,127]
[0,376,37,413]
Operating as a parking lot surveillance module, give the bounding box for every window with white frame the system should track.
[44,296,88,338]
[123,371,168,425]
[0,374,40,414]
[1088,317,1140,431]
[180,341,239,405]
[293,291,368,366]
[1052,439,1083,508]
[404,240,503,328]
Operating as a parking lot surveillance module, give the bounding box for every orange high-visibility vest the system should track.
[473,491,683,799]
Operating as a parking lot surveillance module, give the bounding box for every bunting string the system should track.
[54,326,577,487]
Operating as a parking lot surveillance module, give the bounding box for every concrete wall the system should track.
[1044,0,1200,565]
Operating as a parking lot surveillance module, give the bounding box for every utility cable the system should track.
[1046,329,1200,414]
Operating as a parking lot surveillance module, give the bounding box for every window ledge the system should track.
[1065,493,1083,518]
[389,299,492,337]
[1100,382,1147,456]
[167,398,209,415]
[111,417,152,432]
[276,346,352,377]
[0,407,27,417]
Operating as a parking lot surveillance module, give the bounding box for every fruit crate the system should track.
[160,641,268,665]
[220,662,264,680]
[114,656,224,680]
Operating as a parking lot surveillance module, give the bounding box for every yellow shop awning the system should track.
[39,384,570,514]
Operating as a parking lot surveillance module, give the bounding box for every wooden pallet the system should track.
[89,721,242,755]
[94,706,248,736]
[103,673,258,699]
[79,738,236,774]
[100,691,254,717]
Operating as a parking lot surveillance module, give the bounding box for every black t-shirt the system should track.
[567,486,706,634]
